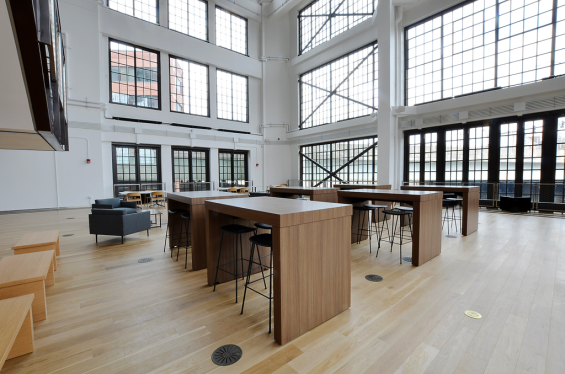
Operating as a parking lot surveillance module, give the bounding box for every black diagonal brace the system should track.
[299,151,345,183]
[299,80,378,111]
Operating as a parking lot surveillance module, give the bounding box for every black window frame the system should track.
[168,0,209,41]
[216,68,249,123]
[109,38,161,110]
[107,0,159,24]
[169,54,210,117]
[215,6,248,56]
[112,143,162,188]
[218,149,249,186]
[171,146,210,191]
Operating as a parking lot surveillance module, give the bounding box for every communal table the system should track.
[270,186,339,202]
[12,230,59,270]
[205,197,352,345]
[401,185,480,236]
[338,189,443,266]
[167,191,248,271]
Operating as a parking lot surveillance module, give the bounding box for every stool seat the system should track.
[254,222,272,230]
[382,209,411,216]
[168,209,188,215]
[395,206,413,212]
[249,234,272,248]
[353,205,375,211]
[446,197,463,201]
[443,199,458,207]
[364,204,388,209]
[220,224,256,235]
[180,213,190,220]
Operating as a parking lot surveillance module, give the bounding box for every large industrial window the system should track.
[216,69,248,122]
[298,0,377,55]
[172,147,210,191]
[300,137,378,186]
[216,7,247,55]
[108,0,158,24]
[523,120,544,183]
[300,42,378,129]
[169,0,208,41]
[408,134,421,183]
[556,117,565,202]
[445,129,464,182]
[405,0,564,106]
[219,150,249,186]
[170,56,209,116]
[424,132,438,182]
[556,1,565,75]
[110,39,160,109]
[112,143,161,194]
[499,122,518,183]
[468,125,489,183]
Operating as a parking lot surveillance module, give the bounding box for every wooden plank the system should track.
[0,251,54,287]
[0,294,34,369]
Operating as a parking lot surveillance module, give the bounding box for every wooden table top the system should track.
[0,251,54,288]
[0,294,34,368]
[167,191,248,205]
[12,230,59,250]
[270,186,339,195]
[205,197,352,227]
[401,185,480,192]
[333,184,391,190]
[338,189,443,202]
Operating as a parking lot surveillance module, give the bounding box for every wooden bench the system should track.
[0,295,35,370]
[12,230,60,271]
[0,251,55,322]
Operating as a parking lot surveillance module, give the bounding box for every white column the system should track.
[209,4,216,45]
[159,0,168,26]
[377,0,397,187]
[161,145,173,192]
[210,147,219,190]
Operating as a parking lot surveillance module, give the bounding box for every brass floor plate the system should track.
[464,310,482,319]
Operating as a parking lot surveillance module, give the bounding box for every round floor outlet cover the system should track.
[138,258,154,263]
[446,235,457,238]
[365,274,383,282]
[464,310,482,319]
[211,344,242,366]
[402,257,412,262]
[62,234,74,237]
[66,217,74,219]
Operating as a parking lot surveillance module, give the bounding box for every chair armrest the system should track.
[92,204,113,209]
[120,201,138,209]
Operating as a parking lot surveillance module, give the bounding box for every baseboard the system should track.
[0,206,91,215]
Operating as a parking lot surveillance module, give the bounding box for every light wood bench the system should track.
[0,251,55,322]
[12,230,60,271]
[0,294,35,370]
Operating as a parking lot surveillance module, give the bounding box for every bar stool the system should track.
[447,197,463,232]
[176,213,191,269]
[254,222,272,232]
[394,206,414,238]
[240,233,273,333]
[163,208,189,254]
[378,209,412,263]
[353,204,388,253]
[442,199,458,234]
[213,223,257,303]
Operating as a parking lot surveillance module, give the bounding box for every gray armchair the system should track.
[92,198,138,214]
[89,205,151,244]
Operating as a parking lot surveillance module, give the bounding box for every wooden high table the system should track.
[338,189,443,266]
[401,185,480,236]
[270,186,339,202]
[205,197,352,345]
[167,191,248,271]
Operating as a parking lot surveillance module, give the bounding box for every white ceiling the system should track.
[0,0,35,134]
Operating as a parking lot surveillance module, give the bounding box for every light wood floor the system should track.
[0,207,563,374]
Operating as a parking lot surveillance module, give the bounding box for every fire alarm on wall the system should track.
[87,159,91,164]
[256,163,259,167]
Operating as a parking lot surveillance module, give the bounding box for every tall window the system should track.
[556,1,565,75]
[219,150,249,186]
[298,0,377,55]
[499,122,518,191]
[169,0,208,41]
[110,40,160,109]
[523,120,543,183]
[112,144,161,193]
[468,125,489,183]
[300,137,378,186]
[170,56,209,116]
[556,117,565,202]
[408,134,421,184]
[300,42,378,129]
[216,69,248,122]
[424,132,438,182]
[172,147,210,191]
[445,129,464,183]
[405,0,563,106]
[108,0,158,24]
[216,7,247,55]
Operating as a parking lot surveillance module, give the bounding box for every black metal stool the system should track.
[446,197,463,232]
[394,206,414,238]
[213,223,257,303]
[164,208,189,255]
[254,222,272,231]
[442,199,459,234]
[378,209,412,263]
[240,233,273,333]
[177,213,192,269]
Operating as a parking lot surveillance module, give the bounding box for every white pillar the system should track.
[210,147,219,190]
[377,0,397,187]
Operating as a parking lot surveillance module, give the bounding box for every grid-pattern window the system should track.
[298,0,377,55]
[405,0,563,106]
[110,40,159,109]
[108,0,157,23]
[300,42,378,129]
[169,0,208,41]
[556,117,565,202]
[217,69,248,122]
[216,7,247,55]
[300,137,378,186]
[445,129,464,182]
[170,56,209,117]
[115,145,137,183]
[424,132,438,182]
[139,148,158,182]
[499,122,518,184]
[172,148,209,191]
[468,125,490,183]
[408,134,421,183]
[219,150,248,186]
[523,119,544,183]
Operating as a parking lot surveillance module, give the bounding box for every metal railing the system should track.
[174,181,214,192]
[141,182,166,191]
[113,184,140,197]
[288,179,329,187]
[218,180,253,188]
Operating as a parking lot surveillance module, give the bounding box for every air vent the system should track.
[454,86,502,98]
[170,123,212,130]
[217,129,251,135]
[112,117,162,124]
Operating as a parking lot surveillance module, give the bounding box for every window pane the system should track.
[109,0,157,24]
[169,0,208,41]
[217,70,248,122]
[216,7,247,55]
[170,56,209,116]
